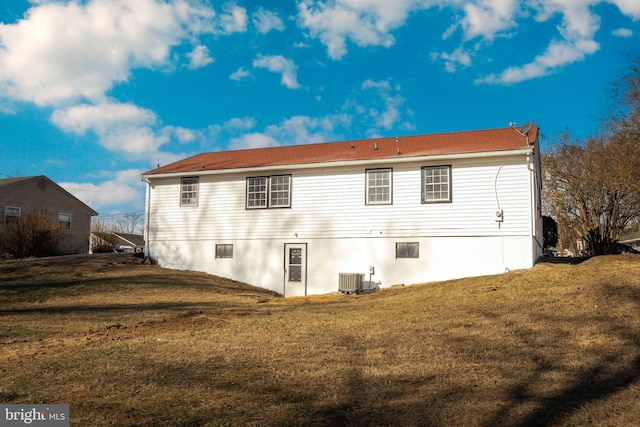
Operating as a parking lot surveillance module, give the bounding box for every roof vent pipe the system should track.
[351,141,355,148]
[397,147,401,155]
[374,142,378,150]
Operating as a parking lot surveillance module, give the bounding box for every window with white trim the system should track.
[396,242,419,258]
[215,244,233,259]
[246,175,291,209]
[4,206,20,224]
[422,166,451,203]
[366,168,392,205]
[180,177,199,206]
[58,213,72,229]
[270,175,291,207]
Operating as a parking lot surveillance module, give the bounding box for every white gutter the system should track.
[141,148,534,179]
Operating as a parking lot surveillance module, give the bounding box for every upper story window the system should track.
[58,213,72,229]
[4,206,20,224]
[180,177,199,206]
[422,165,452,203]
[366,168,392,205]
[246,175,291,209]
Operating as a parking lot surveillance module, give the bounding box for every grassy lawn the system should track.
[1,253,639,426]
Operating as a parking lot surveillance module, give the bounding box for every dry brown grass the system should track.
[1,253,639,426]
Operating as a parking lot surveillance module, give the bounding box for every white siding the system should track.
[145,153,541,296]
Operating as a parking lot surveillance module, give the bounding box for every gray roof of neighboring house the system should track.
[114,233,145,247]
[0,175,98,215]
[620,231,640,243]
[0,176,36,188]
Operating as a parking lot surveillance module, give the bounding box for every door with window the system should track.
[284,243,307,297]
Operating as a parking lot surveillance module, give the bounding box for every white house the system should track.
[141,125,543,296]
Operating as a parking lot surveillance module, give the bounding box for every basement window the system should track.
[396,242,419,259]
[215,244,233,259]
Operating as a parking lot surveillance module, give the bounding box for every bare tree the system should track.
[542,55,640,255]
[543,137,640,255]
[90,218,118,253]
[115,212,143,234]
[0,210,68,258]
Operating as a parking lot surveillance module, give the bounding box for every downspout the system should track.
[141,177,152,263]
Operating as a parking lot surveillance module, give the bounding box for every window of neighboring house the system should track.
[396,242,419,259]
[4,206,20,224]
[215,244,233,259]
[422,165,452,203]
[366,168,392,205]
[246,175,291,209]
[180,177,199,206]
[58,213,72,229]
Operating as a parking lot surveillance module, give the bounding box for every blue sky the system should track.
[1,0,639,218]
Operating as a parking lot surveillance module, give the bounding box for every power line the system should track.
[94,211,144,219]
[540,133,564,145]
[63,186,144,193]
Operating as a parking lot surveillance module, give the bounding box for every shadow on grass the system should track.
[0,272,277,304]
[536,256,590,265]
[479,281,640,427]
[0,301,229,316]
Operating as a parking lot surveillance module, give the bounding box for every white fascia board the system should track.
[141,148,534,179]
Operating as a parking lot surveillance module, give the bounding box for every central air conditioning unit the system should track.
[339,273,365,294]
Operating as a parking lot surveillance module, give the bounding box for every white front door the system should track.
[284,243,307,297]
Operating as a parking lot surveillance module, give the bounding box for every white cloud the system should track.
[295,1,638,85]
[174,127,196,143]
[51,102,168,155]
[0,103,16,115]
[229,67,251,81]
[252,8,285,33]
[224,117,256,130]
[472,1,606,84]
[612,27,633,37]
[433,47,473,73]
[296,0,411,60]
[230,133,279,150]
[218,3,248,34]
[51,103,156,134]
[228,78,410,150]
[609,0,640,19]
[229,115,342,150]
[461,0,520,41]
[59,169,145,213]
[267,115,339,143]
[253,55,300,89]
[476,38,600,84]
[187,45,214,69]
[0,0,220,106]
[361,79,407,131]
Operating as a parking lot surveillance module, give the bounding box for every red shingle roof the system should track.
[144,126,538,175]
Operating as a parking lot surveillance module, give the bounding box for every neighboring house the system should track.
[0,175,98,254]
[141,126,543,296]
[90,232,145,253]
[620,231,640,250]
